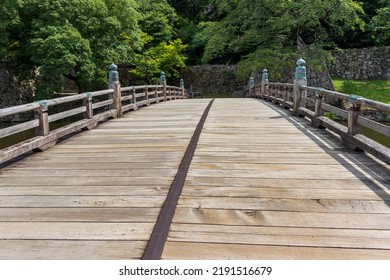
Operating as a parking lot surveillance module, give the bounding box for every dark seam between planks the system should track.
[142,99,215,260]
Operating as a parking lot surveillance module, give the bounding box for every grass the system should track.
[331,77,390,104]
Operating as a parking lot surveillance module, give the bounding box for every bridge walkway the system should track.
[0,98,389,259]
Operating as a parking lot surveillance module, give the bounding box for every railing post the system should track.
[282,85,288,109]
[160,71,167,101]
[34,100,56,151]
[249,77,254,97]
[342,94,363,150]
[84,92,93,119]
[313,88,325,128]
[145,85,149,105]
[293,58,307,116]
[155,86,159,103]
[109,63,122,117]
[180,79,185,98]
[348,95,362,135]
[273,85,278,104]
[132,86,138,110]
[261,69,268,99]
[36,100,50,136]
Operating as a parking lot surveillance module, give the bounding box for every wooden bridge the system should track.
[1,65,390,260]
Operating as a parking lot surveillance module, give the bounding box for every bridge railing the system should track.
[0,67,186,164]
[248,60,390,164]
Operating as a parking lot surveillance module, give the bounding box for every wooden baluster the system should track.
[160,72,167,101]
[180,79,185,99]
[108,63,122,117]
[344,94,362,150]
[273,86,278,104]
[36,100,49,137]
[132,86,137,110]
[145,85,149,106]
[265,80,269,100]
[348,95,362,135]
[283,85,288,109]
[293,58,307,116]
[249,77,254,98]
[34,100,56,151]
[261,69,268,100]
[313,88,325,128]
[155,86,159,103]
[84,92,93,119]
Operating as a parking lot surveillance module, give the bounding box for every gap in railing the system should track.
[0,119,77,150]
[331,119,390,148]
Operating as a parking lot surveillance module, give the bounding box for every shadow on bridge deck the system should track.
[258,99,390,207]
[0,98,389,259]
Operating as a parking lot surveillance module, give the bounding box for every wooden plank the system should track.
[2,98,389,260]
[0,169,179,177]
[0,195,166,208]
[177,197,390,213]
[0,208,160,222]
[0,240,147,260]
[0,176,173,186]
[0,99,213,260]
[5,162,181,170]
[162,241,390,259]
[189,162,384,173]
[162,99,390,259]
[173,208,390,229]
[170,223,390,238]
[168,227,390,250]
[0,185,170,196]
[0,222,154,240]
[187,169,390,180]
[185,177,389,190]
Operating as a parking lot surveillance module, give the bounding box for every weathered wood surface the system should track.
[162,98,390,260]
[0,98,389,260]
[0,99,210,259]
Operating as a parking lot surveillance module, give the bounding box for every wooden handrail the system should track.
[0,84,187,164]
[249,81,390,164]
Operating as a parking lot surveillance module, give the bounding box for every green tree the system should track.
[168,0,211,23]
[369,0,390,46]
[130,0,187,83]
[131,39,187,84]
[0,0,143,98]
[138,0,178,46]
[196,0,364,78]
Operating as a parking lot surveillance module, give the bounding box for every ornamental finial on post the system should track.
[262,69,268,81]
[160,71,166,85]
[295,58,306,80]
[109,63,119,85]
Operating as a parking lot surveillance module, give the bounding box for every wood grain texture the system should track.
[0,99,211,259]
[1,98,389,260]
[162,98,390,260]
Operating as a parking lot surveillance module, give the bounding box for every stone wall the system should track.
[0,63,35,121]
[329,46,390,80]
[179,64,334,96]
[0,64,35,107]
[178,65,242,94]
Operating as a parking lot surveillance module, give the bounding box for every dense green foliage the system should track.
[181,0,366,79]
[171,0,390,80]
[0,0,186,98]
[1,0,389,98]
[131,0,186,84]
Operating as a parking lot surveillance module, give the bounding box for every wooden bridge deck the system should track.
[0,98,389,259]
